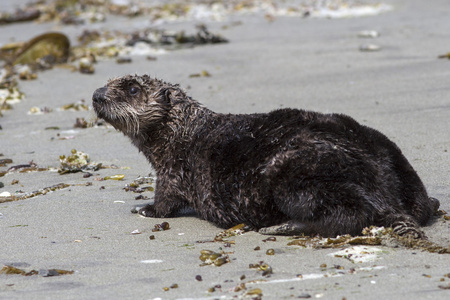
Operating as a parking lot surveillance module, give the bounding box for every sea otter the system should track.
[92,74,439,238]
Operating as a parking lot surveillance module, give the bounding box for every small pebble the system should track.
[195,275,202,281]
[116,56,132,64]
[79,57,95,74]
[262,236,276,242]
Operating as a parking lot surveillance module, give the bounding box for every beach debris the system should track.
[0,265,38,276]
[17,65,38,80]
[0,191,11,197]
[73,117,88,128]
[60,100,89,111]
[0,8,40,24]
[189,70,211,78]
[0,86,25,106]
[124,176,155,193]
[5,161,47,174]
[0,183,70,203]
[104,174,125,181]
[330,246,385,263]
[199,250,229,267]
[0,71,25,117]
[73,24,227,62]
[298,293,312,298]
[8,32,70,69]
[175,24,228,45]
[438,53,450,59]
[358,30,380,38]
[58,149,102,174]
[116,56,132,64]
[195,275,203,281]
[28,106,52,115]
[243,288,263,298]
[131,229,142,235]
[0,158,13,166]
[287,226,450,254]
[39,268,75,277]
[78,56,95,74]
[359,44,381,52]
[0,0,392,28]
[214,223,247,242]
[163,283,179,291]
[266,249,275,255]
[249,262,273,276]
[152,221,170,232]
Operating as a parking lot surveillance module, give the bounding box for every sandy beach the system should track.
[1,0,449,299]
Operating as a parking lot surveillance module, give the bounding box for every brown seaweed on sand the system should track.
[288,225,450,254]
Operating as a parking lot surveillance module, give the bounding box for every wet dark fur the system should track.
[92,74,439,238]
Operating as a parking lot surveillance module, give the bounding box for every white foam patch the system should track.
[330,246,385,263]
[140,259,163,264]
[311,4,393,18]
[259,272,343,284]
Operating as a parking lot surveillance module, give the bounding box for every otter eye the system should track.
[129,86,140,96]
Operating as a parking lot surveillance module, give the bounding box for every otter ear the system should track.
[159,87,180,106]
[162,88,174,104]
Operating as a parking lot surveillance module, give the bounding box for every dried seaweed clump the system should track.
[288,226,450,254]
[124,176,155,193]
[199,250,229,267]
[0,265,74,277]
[58,149,101,174]
[214,223,248,242]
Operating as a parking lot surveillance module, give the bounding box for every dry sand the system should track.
[0,0,449,299]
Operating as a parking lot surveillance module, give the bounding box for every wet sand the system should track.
[1,0,449,299]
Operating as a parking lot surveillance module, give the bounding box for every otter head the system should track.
[92,74,171,136]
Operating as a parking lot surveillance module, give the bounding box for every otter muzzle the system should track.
[92,87,107,103]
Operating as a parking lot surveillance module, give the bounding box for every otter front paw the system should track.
[138,204,157,218]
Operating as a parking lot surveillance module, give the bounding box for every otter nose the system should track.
[93,87,107,102]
